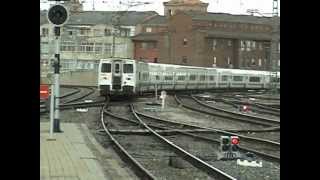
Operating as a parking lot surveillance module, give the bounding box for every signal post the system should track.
[47,2,69,133]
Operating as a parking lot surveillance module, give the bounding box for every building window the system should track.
[154,58,158,63]
[104,43,112,54]
[183,38,188,46]
[252,41,256,49]
[240,41,245,51]
[146,27,152,33]
[168,9,172,16]
[251,58,255,66]
[213,56,217,67]
[228,40,232,46]
[104,29,111,36]
[259,42,263,50]
[246,41,251,51]
[68,31,73,36]
[212,39,217,50]
[119,28,130,37]
[258,58,262,66]
[141,42,147,49]
[182,56,187,63]
[60,41,76,52]
[42,28,49,37]
[95,43,103,53]
[79,28,90,36]
[94,29,102,36]
[227,57,231,65]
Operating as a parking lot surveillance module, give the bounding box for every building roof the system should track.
[141,15,167,25]
[40,10,158,26]
[131,33,160,41]
[185,11,279,25]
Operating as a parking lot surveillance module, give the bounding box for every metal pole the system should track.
[155,83,158,101]
[49,84,54,138]
[112,28,116,57]
[53,26,61,132]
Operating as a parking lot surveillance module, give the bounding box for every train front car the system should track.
[98,58,136,96]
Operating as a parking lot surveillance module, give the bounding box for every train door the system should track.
[112,60,122,90]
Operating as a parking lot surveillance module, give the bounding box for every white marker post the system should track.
[160,91,167,110]
[155,84,158,101]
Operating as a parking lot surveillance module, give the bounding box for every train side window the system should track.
[123,64,133,73]
[233,76,243,81]
[200,75,205,81]
[155,75,160,80]
[209,76,215,81]
[221,75,228,81]
[189,75,196,81]
[101,63,111,73]
[249,76,261,82]
[178,76,185,81]
[165,76,173,80]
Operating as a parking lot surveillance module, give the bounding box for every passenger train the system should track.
[98,58,280,96]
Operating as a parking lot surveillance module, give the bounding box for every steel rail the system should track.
[175,95,276,127]
[191,95,280,125]
[129,104,237,180]
[100,100,157,180]
[105,109,279,163]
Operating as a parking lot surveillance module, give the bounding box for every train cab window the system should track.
[200,75,206,81]
[101,63,111,73]
[178,76,185,81]
[233,76,243,81]
[189,75,196,81]
[221,75,229,81]
[115,64,120,73]
[123,64,133,73]
[249,76,261,82]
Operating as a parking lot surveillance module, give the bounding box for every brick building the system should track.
[132,0,280,71]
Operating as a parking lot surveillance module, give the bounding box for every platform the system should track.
[40,122,106,180]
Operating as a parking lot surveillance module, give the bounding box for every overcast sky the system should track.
[40,0,280,16]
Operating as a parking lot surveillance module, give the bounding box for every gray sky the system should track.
[40,0,280,16]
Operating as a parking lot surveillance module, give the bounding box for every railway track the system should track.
[175,95,280,127]
[40,87,104,114]
[100,103,279,179]
[130,107,279,162]
[102,103,237,180]
[191,95,280,122]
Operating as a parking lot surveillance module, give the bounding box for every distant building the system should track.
[132,0,280,71]
[40,3,157,73]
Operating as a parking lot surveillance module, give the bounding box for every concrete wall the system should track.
[41,70,98,87]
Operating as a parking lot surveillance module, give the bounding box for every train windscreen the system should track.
[101,63,111,73]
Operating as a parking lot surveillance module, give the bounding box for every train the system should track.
[98,58,280,96]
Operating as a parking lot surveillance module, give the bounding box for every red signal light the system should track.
[231,137,239,145]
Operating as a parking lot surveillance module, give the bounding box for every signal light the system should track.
[231,136,239,145]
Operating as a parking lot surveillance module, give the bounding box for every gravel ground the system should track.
[40,91,280,180]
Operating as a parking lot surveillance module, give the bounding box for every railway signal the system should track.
[47,2,69,133]
[219,136,241,160]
